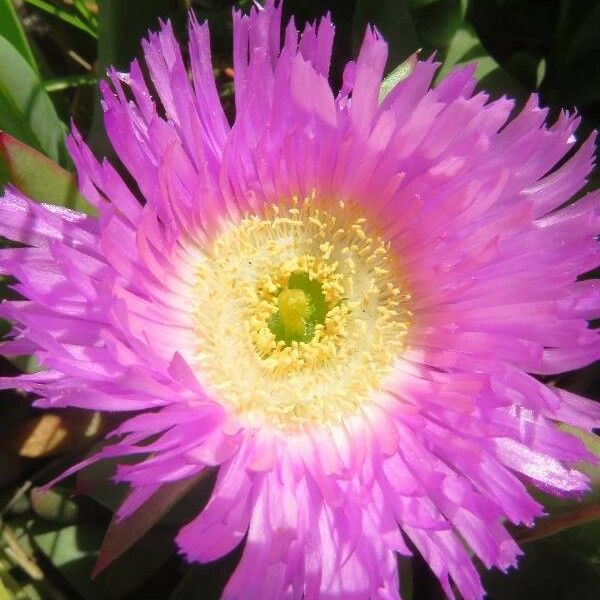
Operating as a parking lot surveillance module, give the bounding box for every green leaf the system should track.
[408,0,441,8]
[0,131,93,214]
[398,556,413,600]
[379,54,418,102]
[437,24,526,102]
[0,35,66,164]
[1,556,43,600]
[72,0,98,30]
[565,2,600,65]
[0,0,38,74]
[413,0,467,51]
[558,518,600,562]
[77,456,130,513]
[0,450,23,488]
[30,488,80,525]
[93,472,211,576]
[504,51,546,90]
[168,566,205,600]
[0,555,43,600]
[88,0,182,155]
[0,572,10,600]
[10,518,105,600]
[353,0,419,68]
[44,74,98,93]
[23,0,97,38]
[95,528,174,599]
[482,537,600,600]
[516,503,600,545]
[8,354,42,375]
[531,424,600,513]
[514,424,600,544]
[96,0,179,71]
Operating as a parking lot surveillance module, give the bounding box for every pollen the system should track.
[189,197,411,430]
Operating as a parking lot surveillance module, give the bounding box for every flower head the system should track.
[1,1,599,598]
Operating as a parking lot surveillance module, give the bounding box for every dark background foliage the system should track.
[0,1,598,599]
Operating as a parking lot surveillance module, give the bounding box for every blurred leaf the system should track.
[170,563,230,600]
[408,0,440,7]
[72,0,98,29]
[168,566,205,600]
[9,355,41,376]
[77,454,181,598]
[0,556,47,600]
[96,0,176,69]
[549,0,600,109]
[519,424,600,543]
[561,424,600,477]
[95,528,174,599]
[1,555,43,600]
[379,53,418,102]
[88,0,181,155]
[30,488,80,525]
[558,518,600,561]
[44,73,98,93]
[413,0,467,50]
[160,471,216,527]
[504,51,545,90]
[398,556,413,600]
[1,556,40,600]
[0,0,38,74]
[0,451,23,488]
[0,572,9,600]
[10,517,104,600]
[437,24,526,101]
[353,0,419,68]
[564,2,600,65]
[535,425,600,510]
[536,58,546,88]
[168,550,242,600]
[0,490,30,518]
[0,36,66,164]
[77,456,129,513]
[23,0,97,37]
[4,411,104,458]
[516,503,600,544]
[482,537,600,600]
[0,131,93,214]
[93,472,209,576]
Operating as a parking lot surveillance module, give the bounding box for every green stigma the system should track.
[268,271,328,344]
[278,288,309,337]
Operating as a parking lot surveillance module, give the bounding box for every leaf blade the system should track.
[353,0,418,66]
[0,0,38,73]
[23,0,97,38]
[92,472,211,577]
[0,131,93,214]
[0,35,66,163]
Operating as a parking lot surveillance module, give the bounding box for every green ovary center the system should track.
[268,271,328,344]
[278,289,308,336]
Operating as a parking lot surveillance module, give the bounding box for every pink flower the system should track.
[1,2,599,598]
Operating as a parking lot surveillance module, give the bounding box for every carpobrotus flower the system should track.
[1,1,599,598]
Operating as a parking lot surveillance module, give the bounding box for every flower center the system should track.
[190,197,411,430]
[269,272,327,343]
[276,287,310,340]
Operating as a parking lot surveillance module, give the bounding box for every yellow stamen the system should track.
[189,198,411,430]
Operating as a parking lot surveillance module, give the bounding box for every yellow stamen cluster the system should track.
[190,197,411,430]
